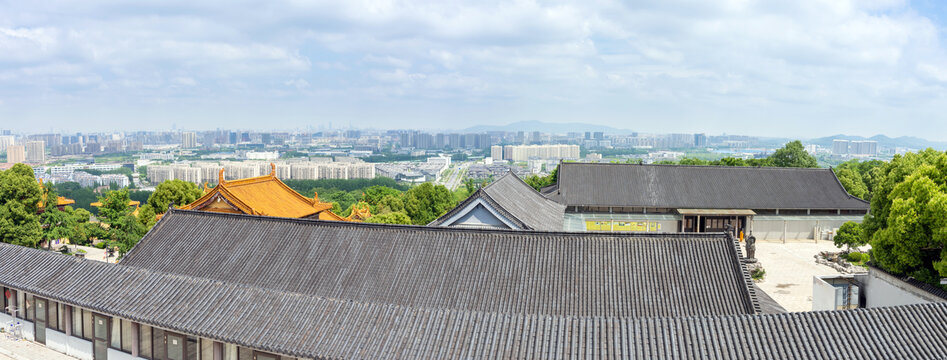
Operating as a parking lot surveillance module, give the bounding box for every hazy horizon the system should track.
[3,1,947,139]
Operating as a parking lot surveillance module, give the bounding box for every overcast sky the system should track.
[2,0,947,139]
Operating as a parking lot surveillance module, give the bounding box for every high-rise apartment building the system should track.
[6,145,25,163]
[0,136,13,151]
[832,140,850,155]
[25,141,45,163]
[490,145,503,160]
[181,132,198,149]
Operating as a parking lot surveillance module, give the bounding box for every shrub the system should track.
[751,267,766,281]
[845,252,869,263]
[94,242,107,249]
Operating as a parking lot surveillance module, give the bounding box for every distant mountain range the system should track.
[808,134,947,150]
[459,121,946,150]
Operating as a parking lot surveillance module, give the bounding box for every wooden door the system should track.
[93,314,109,360]
[34,298,46,344]
[165,332,186,360]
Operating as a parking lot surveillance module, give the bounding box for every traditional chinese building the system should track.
[179,163,357,221]
[1,210,945,359]
[36,179,74,213]
[543,162,870,240]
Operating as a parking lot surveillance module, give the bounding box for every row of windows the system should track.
[2,287,293,360]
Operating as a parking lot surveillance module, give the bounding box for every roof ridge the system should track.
[166,208,729,239]
[562,162,834,171]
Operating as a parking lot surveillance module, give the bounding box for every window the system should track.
[253,351,279,360]
[110,317,120,349]
[72,306,83,338]
[16,291,24,319]
[58,303,64,332]
[201,338,214,360]
[121,319,133,352]
[82,309,94,341]
[223,344,238,360]
[140,324,152,360]
[187,336,199,360]
[48,300,58,331]
[25,294,33,321]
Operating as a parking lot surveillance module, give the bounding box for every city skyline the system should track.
[3,1,947,138]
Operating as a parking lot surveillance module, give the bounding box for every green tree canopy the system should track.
[403,182,456,225]
[375,194,405,215]
[863,149,947,284]
[833,159,885,201]
[769,140,818,168]
[0,164,43,247]
[98,189,147,257]
[833,221,866,251]
[365,211,413,224]
[148,179,203,213]
[39,186,77,247]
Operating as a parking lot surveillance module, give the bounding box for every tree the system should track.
[365,211,413,224]
[835,168,869,200]
[403,183,456,225]
[524,165,559,191]
[39,186,76,247]
[98,189,147,256]
[769,140,818,168]
[375,194,405,215]
[833,159,885,201]
[860,149,947,285]
[69,208,105,246]
[833,221,866,251]
[148,179,203,213]
[137,204,157,228]
[0,164,43,247]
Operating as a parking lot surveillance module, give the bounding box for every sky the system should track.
[2,0,947,139]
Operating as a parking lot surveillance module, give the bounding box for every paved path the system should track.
[0,335,78,360]
[754,240,856,312]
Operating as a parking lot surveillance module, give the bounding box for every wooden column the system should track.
[9,290,15,317]
[63,305,72,336]
[131,322,139,357]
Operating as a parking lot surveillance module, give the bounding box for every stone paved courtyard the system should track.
[753,240,863,312]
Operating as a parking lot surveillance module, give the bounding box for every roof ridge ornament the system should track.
[219,168,226,184]
[270,163,276,177]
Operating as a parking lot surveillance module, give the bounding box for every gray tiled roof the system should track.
[546,163,870,210]
[2,243,947,359]
[430,172,565,231]
[122,210,757,318]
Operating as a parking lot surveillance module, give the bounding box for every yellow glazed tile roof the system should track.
[182,164,339,219]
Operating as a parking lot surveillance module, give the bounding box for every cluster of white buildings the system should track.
[833,140,878,156]
[490,144,580,162]
[146,160,376,185]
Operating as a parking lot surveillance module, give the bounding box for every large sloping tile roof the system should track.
[545,162,870,210]
[180,165,333,218]
[122,210,759,318]
[1,242,946,359]
[430,172,565,231]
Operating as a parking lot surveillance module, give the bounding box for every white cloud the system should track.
[0,0,946,136]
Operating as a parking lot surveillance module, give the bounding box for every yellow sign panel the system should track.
[585,221,662,232]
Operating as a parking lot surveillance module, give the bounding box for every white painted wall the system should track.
[108,348,147,360]
[66,336,94,360]
[452,204,511,228]
[860,269,945,308]
[46,329,69,353]
[20,319,34,341]
[812,276,840,311]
